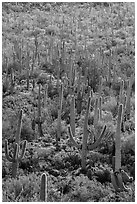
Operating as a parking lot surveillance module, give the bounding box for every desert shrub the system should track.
[121,133,135,167]
[120,62,133,77]
[87,151,110,167]
[50,150,66,170]
[29,68,41,79]
[40,62,55,74]
[102,97,118,118]
[2,173,40,202]
[2,108,18,140]
[21,116,34,141]
[63,151,81,169]
[69,175,111,202]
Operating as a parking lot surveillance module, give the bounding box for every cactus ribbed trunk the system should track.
[115,104,123,171]
[125,77,133,120]
[15,110,22,144]
[38,84,43,137]
[70,95,75,137]
[119,80,124,104]
[81,96,91,170]
[57,84,63,146]
[40,173,47,202]
[94,98,98,131]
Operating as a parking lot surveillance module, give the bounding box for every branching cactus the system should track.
[57,83,63,146]
[68,90,107,170]
[40,173,48,202]
[5,140,27,178]
[5,109,27,178]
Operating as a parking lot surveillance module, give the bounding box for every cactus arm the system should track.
[15,109,23,144]
[115,104,123,171]
[68,126,81,150]
[40,173,47,202]
[5,139,13,162]
[18,140,27,160]
[81,95,91,170]
[87,125,106,150]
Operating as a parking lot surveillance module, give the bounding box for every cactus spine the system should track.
[40,173,48,202]
[5,109,27,178]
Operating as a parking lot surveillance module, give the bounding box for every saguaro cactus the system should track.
[125,76,133,120]
[70,95,75,137]
[5,140,27,178]
[68,90,107,170]
[37,84,44,138]
[115,104,123,171]
[119,80,124,104]
[43,84,48,109]
[111,104,133,191]
[5,109,27,178]
[81,93,92,170]
[94,98,99,130]
[40,173,48,202]
[56,83,63,146]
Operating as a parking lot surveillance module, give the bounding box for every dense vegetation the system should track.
[2,2,135,202]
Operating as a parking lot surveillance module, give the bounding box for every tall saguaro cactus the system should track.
[68,90,107,170]
[115,104,123,171]
[111,105,133,192]
[70,95,75,137]
[5,109,27,178]
[81,94,91,170]
[40,173,48,202]
[37,84,43,138]
[125,76,133,120]
[57,83,63,147]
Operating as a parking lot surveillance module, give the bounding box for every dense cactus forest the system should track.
[2,2,135,202]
